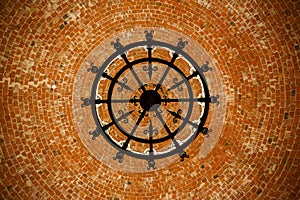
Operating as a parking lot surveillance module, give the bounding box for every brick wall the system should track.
[0,0,299,199]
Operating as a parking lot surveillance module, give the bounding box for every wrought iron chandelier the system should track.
[81,30,219,170]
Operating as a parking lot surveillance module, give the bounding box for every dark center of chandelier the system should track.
[140,89,161,111]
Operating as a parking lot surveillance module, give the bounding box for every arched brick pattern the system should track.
[0,0,299,199]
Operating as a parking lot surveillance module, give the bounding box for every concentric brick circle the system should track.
[1,0,299,199]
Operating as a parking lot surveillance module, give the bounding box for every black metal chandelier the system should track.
[81,30,219,170]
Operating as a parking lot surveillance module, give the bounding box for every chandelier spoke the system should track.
[167,71,198,91]
[121,54,146,92]
[95,98,140,104]
[160,97,208,103]
[167,109,198,128]
[103,110,134,131]
[155,53,178,92]
[103,72,133,91]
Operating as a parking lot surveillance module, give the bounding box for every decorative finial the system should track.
[111,38,123,50]
[200,61,213,72]
[144,30,154,41]
[113,151,124,163]
[210,95,220,105]
[89,129,101,140]
[179,151,189,162]
[147,159,156,170]
[81,97,91,107]
[202,127,212,138]
[87,63,100,73]
[177,38,188,49]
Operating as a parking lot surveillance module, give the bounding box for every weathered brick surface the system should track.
[0,0,299,199]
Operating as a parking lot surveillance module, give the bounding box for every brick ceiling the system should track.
[0,0,299,199]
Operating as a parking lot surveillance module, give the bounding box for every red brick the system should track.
[0,0,299,199]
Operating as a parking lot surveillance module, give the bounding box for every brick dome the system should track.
[1,0,299,199]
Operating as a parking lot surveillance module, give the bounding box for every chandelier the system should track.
[81,30,219,169]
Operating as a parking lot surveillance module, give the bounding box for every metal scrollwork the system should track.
[179,151,189,162]
[210,95,220,105]
[152,84,157,88]
[173,78,183,91]
[89,129,101,140]
[200,61,213,72]
[113,151,124,163]
[143,129,158,135]
[139,109,148,116]
[111,38,123,50]
[87,63,100,74]
[163,95,168,106]
[138,84,148,92]
[173,109,183,123]
[143,65,158,71]
[177,38,188,49]
[147,159,156,170]
[144,30,154,41]
[133,95,138,106]
[143,121,158,135]
[118,77,129,92]
[202,127,212,138]
[81,97,91,107]
[159,87,165,94]
[143,65,158,80]
[118,110,129,124]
